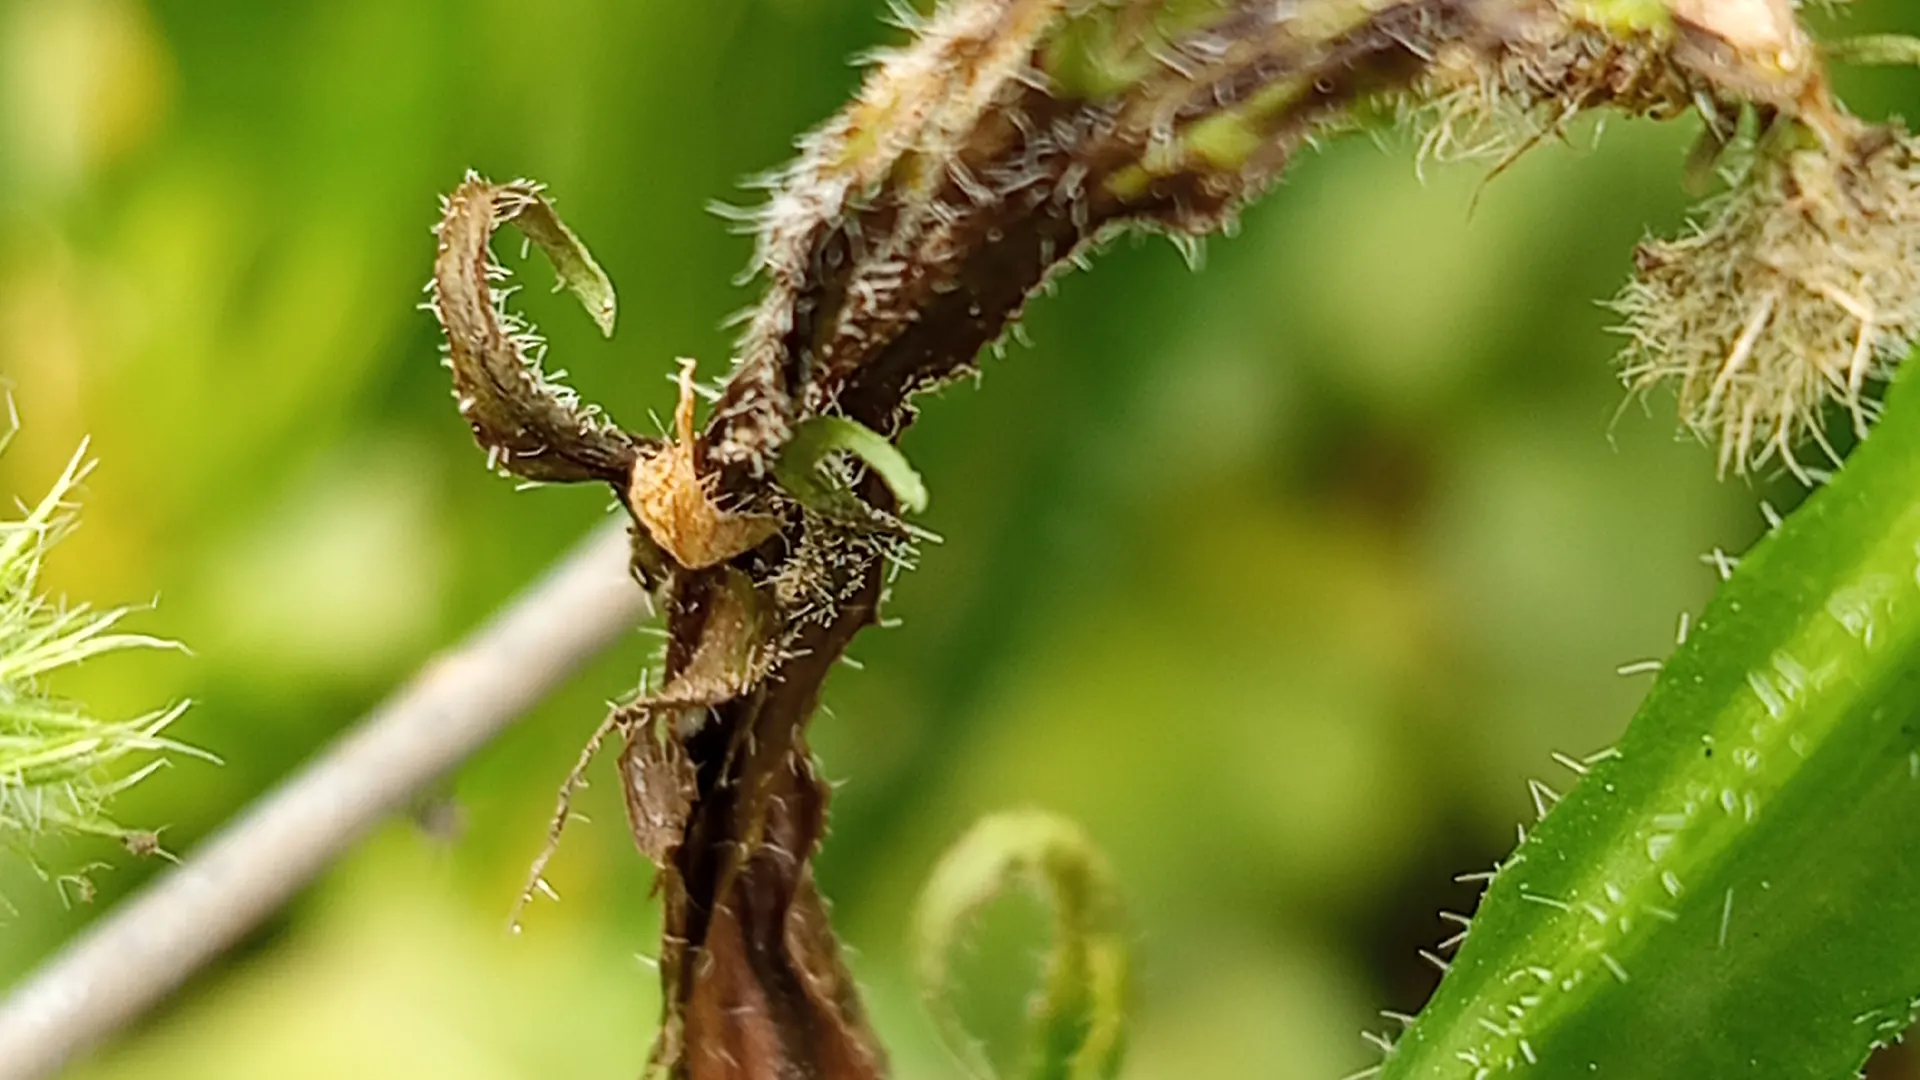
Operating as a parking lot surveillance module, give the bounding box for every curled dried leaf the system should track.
[425,3,1917,1080]
[429,174,642,485]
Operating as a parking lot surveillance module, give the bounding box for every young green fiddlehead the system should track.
[914,812,1129,1080]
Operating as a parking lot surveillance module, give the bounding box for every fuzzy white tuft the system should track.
[0,430,200,891]
[1615,135,1920,478]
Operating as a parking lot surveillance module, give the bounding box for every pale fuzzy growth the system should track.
[1615,133,1920,478]
[1402,16,1692,174]
[0,434,199,886]
[1403,30,1576,172]
[1404,50,1543,171]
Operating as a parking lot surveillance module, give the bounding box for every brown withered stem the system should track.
[428,1,1863,1076]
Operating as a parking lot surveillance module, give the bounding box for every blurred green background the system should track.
[3,1,1918,1076]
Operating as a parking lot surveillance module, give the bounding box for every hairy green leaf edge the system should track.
[1383,355,1920,1077]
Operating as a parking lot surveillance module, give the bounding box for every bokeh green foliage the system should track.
[1,1,1918,1077]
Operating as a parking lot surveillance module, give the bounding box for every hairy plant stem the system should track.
[427,1,1866,1076]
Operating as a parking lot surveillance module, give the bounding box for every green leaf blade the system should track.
[509,188,618,338]
[1384,359,1920,1078]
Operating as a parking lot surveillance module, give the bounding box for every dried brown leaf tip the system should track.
[629,359,783,570]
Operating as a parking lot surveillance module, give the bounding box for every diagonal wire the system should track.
[0,518,646,1080]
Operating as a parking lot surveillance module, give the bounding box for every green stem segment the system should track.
[1385,359,1920,1077]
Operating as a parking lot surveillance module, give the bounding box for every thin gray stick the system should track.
[0,518,648,1080]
